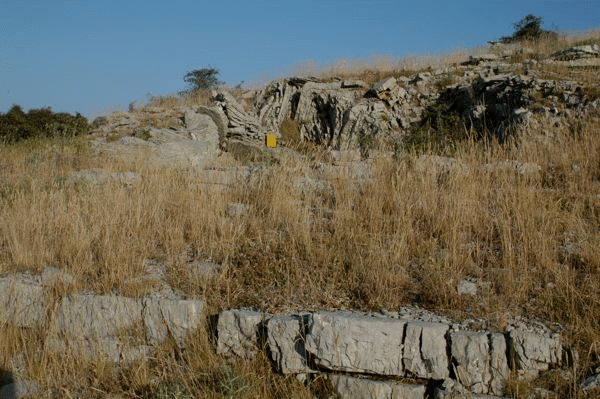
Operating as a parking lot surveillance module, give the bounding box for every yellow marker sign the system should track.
[265,133,277,148]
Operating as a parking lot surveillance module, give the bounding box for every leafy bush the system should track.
[400,102,468,154]
[499,14,558,43]
[0,105,90,144]
[180,67,223,95]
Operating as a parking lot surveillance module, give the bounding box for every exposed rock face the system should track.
[89,42,599,164]
[216,308,566,398]
[0,270,205,365]
[267,314,313,374]
[142,297,204,346]
[0,275,46,328]
[305,311,406,375]
[50,294,144,338]
[0,266,570,398]
[430,75,535,142]
[252,76,408,152]
[329,374,426,399]
[403,321,449,380]
[450,331,492,394]
[216,310,264,359]
[552,44,600,60]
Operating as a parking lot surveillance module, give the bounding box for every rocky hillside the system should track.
[1,39,600,398]
[92,42,600,162]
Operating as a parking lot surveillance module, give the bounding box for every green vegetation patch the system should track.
[0,105,90,144]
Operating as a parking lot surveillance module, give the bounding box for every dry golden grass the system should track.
[2,31,600,397]
[2,110,600,397]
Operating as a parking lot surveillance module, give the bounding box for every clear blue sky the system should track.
[1,0,599,118]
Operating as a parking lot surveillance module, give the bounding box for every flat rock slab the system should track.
[330,374,426,399]
[508,327,561,378]
[217,309,264,359]
[66,169,140,187]
[403,321,450,380]
[142,297,204,346]
[306,311,405,376]
[267,314,313,374]
[0,276,47,328]
[50,294,143,338]
[45,336,153,363]
[450,331,491,394]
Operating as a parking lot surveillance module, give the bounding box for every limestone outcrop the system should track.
[0,270,579,398]
[0,271,205,365]
[91,43,600,162]
[217,308,570,398]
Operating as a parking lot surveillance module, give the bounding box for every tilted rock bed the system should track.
[92,44,600,164]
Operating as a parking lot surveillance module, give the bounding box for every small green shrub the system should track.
[180,67,223,96]
[0,105,90,144]
[499,14,558,44]
[400,102,468,154]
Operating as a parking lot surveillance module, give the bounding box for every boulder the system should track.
[581,372,600,392]
[403,321,450,380]
[49,294,143,338]
[450,331,491,394]
[457,279,477,296]
[0,275,47,328]
[142,298,205,346]
[507,325,562,378]
[305,311,405,376]
[183,108,222,157]
[217,310,264,359]
[329,374,426,399]
[186,260,221,280]
[267,314,313,374]
[489,333,510,395]
[212,92,263,141]
[369,77,401,104]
